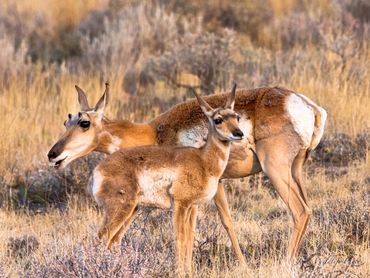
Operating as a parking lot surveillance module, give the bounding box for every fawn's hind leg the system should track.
[98,198,138,249]
[185,205,198,274]
[109,206,138,246]
[174,201,190,275]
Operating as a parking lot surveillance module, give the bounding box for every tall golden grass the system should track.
[0,0,108,31]
[1,43,368,179]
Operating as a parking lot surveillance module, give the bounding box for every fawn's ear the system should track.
[94,82,109,118]
[191,88,214,117]
[224,83,237,110]
[75,85,90,111]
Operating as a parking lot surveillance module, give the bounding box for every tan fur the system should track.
[97,120,157,151]
[48,85,327,265]
[92,89,243,275]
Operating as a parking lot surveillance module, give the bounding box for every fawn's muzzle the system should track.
[232,129,244,138]
[47,150,57,161]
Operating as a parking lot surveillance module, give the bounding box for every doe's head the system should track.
[193,84,244,142]
[47,83,109,168]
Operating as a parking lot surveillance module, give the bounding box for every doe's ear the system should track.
[75,85,90,111]
[224,83,237,110]
[191,88,214,117]
[94,82,109,117]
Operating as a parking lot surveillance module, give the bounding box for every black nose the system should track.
[232,129,244,138]
[48,150,57,161]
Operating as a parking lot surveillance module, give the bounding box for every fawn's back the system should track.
[91,144,224,209]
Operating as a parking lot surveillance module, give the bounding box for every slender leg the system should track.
[214,183,247,266]
[290,149,312,258]
[268,169,311,262]
[174,202,188,275]
[185,205,198,274]
[109,206,138,246]
[292,149,310,204]
[98,200,138,249]
[256,139,312,263]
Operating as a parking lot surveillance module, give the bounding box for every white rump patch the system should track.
[92,168,104,204]
[286,94,315,147]
[178,126,208,148]
[138,169,177,209]
[298,94,327,149]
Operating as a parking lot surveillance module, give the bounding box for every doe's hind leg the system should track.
[256,137,312,263]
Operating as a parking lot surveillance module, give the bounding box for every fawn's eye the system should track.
[214,118,223,125]
[79,121,90,129]
[237,115,241,122]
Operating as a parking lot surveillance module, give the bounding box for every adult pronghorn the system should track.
[92,86,244,274]
[48,83,327,265]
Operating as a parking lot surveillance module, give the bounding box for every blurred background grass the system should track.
[0,0,369,276]
[0,0,369,175]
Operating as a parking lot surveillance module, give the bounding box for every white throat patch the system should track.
[178,125,208,148]
[107,135,122,154]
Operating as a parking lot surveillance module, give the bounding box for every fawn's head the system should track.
[193,84,244,142]
[47,84,109,168]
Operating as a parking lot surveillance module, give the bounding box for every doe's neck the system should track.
[96,119,157,154]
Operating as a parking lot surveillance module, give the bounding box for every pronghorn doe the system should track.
[91,85,244,274]
[48,83,327,265]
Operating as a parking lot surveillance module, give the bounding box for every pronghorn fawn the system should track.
[48,83,327,265]
[91,85,244,274]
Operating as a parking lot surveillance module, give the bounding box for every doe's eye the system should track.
[214,118,223,125]
[79,121,90,129]
[237,115,241,122]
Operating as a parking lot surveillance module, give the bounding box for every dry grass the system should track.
[1,159,369,277]
[0,0,369,277]
[0,0,108,32]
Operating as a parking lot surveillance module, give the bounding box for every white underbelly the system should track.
[137,169,177,209]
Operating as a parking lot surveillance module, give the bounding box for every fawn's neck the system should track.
[202,131,231,177]
[96,120,157,154]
